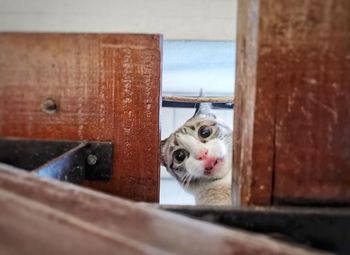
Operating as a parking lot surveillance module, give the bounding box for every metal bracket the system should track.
[0,138,113,184]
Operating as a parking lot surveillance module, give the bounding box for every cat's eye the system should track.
[173,149,187,163]
[198,126,212,138]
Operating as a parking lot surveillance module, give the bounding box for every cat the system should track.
[161,103,232,205]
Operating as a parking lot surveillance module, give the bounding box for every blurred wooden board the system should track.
[0,167,326,255]
[234,0,350,205]
[0,33,161,202]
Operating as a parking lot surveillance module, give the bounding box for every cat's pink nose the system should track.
[196,149,208,160]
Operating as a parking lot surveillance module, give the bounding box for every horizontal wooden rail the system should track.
[162,95,234,104]
[0,167,326,255]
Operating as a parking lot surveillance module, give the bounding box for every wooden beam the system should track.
[0,33,162,202]
[0,167,327,255]
[162,95,234,104]
[233,0,350,205]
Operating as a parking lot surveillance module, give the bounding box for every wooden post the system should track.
[0,33,162,202]
[233,0,350,206]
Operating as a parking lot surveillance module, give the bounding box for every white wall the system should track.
[163,41,235,96]
[0,0,237,40]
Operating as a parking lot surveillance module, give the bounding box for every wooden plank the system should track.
[269,0,350,205]
[233,0,274,205]
[0,191,151,255]
[162,95,233,103]
[0,167,327,255]
[0,33,161,202]
[233,0,350,205]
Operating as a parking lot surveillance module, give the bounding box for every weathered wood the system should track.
[234,0,350,205]
[233,0,274,205]
[0,167,327,255]
[163,95,234,103]
[0,33,161,202]
[270,0,350,205]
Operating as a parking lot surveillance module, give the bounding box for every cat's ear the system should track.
[193,102,216,119]
[160,139,167,167]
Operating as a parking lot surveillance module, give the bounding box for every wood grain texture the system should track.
[266,0,350,204]
[0,167,327,255]
[0,33,161,202]
[163,95,233,103]
[234,0,350,205]
[233,0,274,206]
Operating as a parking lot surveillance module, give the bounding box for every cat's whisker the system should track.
[180,173,189,187]
[186,175,193,189]
[185,174,193,189]
[182,173,188,187]
[184,174,189,188]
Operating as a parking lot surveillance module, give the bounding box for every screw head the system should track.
[42,98,58,114]
[86,154,98,166]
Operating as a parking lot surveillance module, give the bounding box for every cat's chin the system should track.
[203,171,229,180]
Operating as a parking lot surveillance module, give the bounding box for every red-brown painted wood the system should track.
[233,0,275,206]
[234,0,350,205]
[0,33,161,202]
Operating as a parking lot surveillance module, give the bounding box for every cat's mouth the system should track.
[203,158,224,176]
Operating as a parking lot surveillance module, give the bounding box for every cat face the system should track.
[161,104,232,188]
